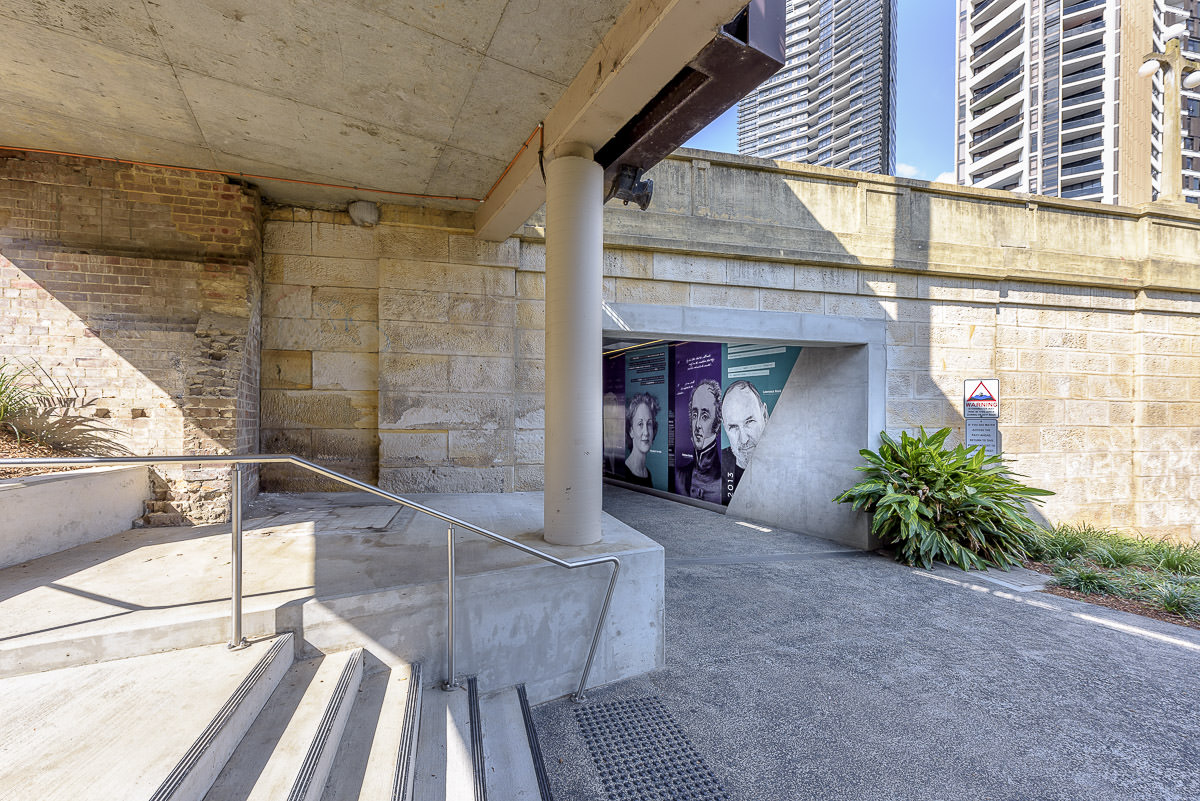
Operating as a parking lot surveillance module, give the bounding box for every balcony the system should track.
[973,19,1022,62]
[971,0,1020,28]
[1062,0,1105,17]
[1061,178,1103,198]
[1063,41,1105,64]
[1062,132,1103,155]
[1063,88,1104,108]
[1063,64,1105,86]
[1061,157,1103,178]
[971,67,1022,105]
[1062,109,1103,131]
[971,112,1023,146]
[973,159,1021,182]
[973,0,996,13]
[972,136,1022,163]
[1062,18,1105,42]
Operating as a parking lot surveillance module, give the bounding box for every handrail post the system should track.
[442,525,459,690]
[228,463,247,649]
[0,453,628,696]
[572,559,620,702]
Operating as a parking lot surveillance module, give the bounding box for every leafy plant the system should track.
[1110,567,1159,599]
[1052,562,1123,596]
[833,427,1053,570]
[1150,543,1200,576]
[1087,538,1152,569]
[0,359,129,456]
[1027,526,1088,562]
[1149,582,1200,619]
[0,359,43,439]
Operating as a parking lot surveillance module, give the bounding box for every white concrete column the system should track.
[544,143,603,546]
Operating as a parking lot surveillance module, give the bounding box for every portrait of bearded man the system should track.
[720,379,769,497]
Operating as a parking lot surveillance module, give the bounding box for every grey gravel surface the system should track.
[533,487,1200,801]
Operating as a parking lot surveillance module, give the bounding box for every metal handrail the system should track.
[0,453,621,702]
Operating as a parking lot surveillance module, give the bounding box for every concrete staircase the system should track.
[0,489,663,799]
[0,634,553,800]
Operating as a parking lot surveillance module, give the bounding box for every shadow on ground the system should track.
[534,486,1200,801]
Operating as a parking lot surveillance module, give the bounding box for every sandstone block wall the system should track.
[259,206,543,494]
[261,207,380,490]
[0,151,261,523]
[592,152,1200,542]
[260,151,1200,543]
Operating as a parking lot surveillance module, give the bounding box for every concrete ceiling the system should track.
[0,0,630,210]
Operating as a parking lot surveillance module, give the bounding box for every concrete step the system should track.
[321,660,423,801]
[0,491,660,706]
[202,648,363,801]
[152,633,295,801]
[411,679,480,801]
[0,635,292,801]
[0,523,301,680]
[479,685,548,801]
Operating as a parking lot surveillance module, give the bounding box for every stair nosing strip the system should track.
[149,633,293,801]
[467,676,488,801]
[287,648,364,801]
[391,661,423,801]
[516,684,555,801]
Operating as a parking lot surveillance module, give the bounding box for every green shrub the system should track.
[1149,582,1200,619]
[1087,538,1153,569]
[1052,563,1123,596]
[1150,543,1200,576]
[1035,527,1092,562]
[1110,567,1159,599]
[0,359,43,438]
[833,427,1053,570]
[0,359,128,455]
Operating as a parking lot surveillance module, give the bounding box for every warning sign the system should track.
[965,418,1000,456]
[964,379,999,419]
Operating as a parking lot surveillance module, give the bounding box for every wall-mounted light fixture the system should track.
[348,200,380,227]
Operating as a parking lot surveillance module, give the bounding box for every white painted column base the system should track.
[544,143,603,546]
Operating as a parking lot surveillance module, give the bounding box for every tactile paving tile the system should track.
[575,697,730,801]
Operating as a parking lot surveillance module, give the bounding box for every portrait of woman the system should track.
[621,391,659,488]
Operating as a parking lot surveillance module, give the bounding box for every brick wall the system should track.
[0,151,261,523]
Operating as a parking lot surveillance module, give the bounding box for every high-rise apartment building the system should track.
[955,0,1200,204]
[737,0,897,174]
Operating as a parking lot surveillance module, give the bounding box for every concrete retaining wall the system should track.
[0,466,149,569]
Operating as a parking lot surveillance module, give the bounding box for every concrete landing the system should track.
[0,492,664,700]
[0,637,283,801]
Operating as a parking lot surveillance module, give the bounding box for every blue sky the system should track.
[684,0,958,183]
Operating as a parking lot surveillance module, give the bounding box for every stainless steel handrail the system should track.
[0,453,621,702]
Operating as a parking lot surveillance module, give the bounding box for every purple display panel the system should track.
[671,342,727,505]
[602,353,625,478]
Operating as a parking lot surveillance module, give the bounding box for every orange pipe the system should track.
[482,122,545,202]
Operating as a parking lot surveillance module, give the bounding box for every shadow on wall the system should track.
[0,151,263,524]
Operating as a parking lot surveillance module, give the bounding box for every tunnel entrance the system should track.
[599,306,885,549]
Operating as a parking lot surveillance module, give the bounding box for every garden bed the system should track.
[0,428,81,479]
[1025,525,1200,631]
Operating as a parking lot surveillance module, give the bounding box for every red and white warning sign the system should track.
[964,379,999,418]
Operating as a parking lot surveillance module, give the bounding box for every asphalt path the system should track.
[534,486,1200,801]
